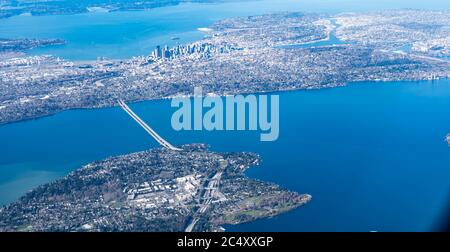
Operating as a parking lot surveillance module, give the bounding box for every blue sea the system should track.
[1,0,450,231]
[1,0,450,60]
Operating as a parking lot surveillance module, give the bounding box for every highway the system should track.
[184,218,199,233]
[199,172,223,213]
[118,100,182,151]
[184,171,223,232]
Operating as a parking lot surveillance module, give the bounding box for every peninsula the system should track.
[0,144,311,232]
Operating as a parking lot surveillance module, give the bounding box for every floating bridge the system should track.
[118,100,182,151]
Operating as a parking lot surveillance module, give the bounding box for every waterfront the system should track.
[1,0,450,231]
[0,0,330,60]
[1,0,450,60]
[1,80,450,231]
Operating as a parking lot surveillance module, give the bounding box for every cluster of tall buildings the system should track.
[149,43,235,61]
[150,45,170,60]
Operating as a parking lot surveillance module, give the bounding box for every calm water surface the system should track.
[1,0,450,231]
[1,80,450,231]
[0,0,449,60]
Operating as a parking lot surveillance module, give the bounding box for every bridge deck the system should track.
[118,100,182,151]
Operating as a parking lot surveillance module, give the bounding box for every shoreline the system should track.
[1,77,449,128]
[0,144,311,231]
[3,10,449,127]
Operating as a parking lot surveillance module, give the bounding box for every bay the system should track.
[1,0,449,60]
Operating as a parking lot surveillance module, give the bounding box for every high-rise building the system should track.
[162,45,170,59]
[155,45,162,58]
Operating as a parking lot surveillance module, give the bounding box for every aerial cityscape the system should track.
[1,10,450,125]
[0,0,450,234]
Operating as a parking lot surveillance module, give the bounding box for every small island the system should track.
[0,144,310,232]
[446,134,450,146]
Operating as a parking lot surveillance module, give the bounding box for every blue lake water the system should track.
[1,0,450,231]
[1,80,450,231]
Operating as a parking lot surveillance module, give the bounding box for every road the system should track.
[184,171,223,232]
[118,100,182,151]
